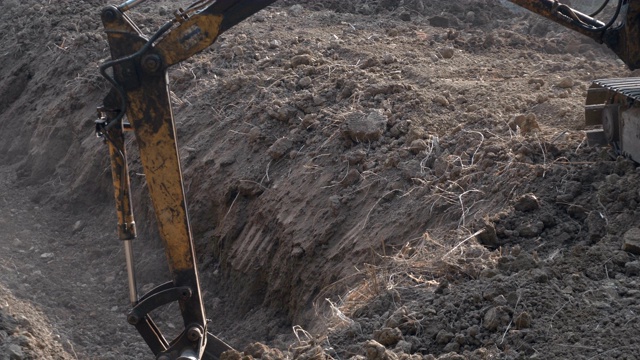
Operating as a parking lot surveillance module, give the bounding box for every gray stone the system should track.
[298,76,312,88]
[556,77,574,88]
[373,327,403,347]
[291,54,314,68]
[439,47,455,59]
[429,15,449,28]
[7,344,23,360]
[625,261,640,276]
[435,330,454,344]
[394,340,412,353]
[622,228,640,254]
[516,220,544,238]
[343,110,387,142]
[483,306,511,331]
[267,138,292,160]
[288,4,304,16]
[432,94,449,106]
[514,194,540,212]
[384,307,407,328]
[515,311,532,329]
[476,221,498,247]
[364,340,397,360]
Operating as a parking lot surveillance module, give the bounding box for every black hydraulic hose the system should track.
[560,0,623,32]
[99,20,174,130]
[589,0,611,17]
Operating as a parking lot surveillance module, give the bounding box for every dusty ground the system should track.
[2,0,640,359]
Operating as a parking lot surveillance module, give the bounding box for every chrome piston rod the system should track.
[123,239,138,305]
[118,0,150,12]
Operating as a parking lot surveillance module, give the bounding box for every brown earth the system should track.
[1,0,640,359]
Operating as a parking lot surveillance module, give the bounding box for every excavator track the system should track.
[585,78,640,162]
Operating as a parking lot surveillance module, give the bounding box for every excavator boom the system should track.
[96,1,275,359]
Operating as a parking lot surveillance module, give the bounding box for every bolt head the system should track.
[127,313,139,325]
[187,326,204,341]
[102,8,117,22]
[142,54,162,73]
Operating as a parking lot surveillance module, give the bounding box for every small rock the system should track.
[340,169,361,187]
[291,246,304,258]
[220,349,243,360]
[622,228,640,255]
[289,4,304,16]
[483,306,511,331]
[364,340,396,360]
[231,45,244,57]
[7,343,23,360]
[360,57,380,69]
[479,268,500,279]
[345,150,367,165]
[436,352,466,360]
[625,260,640,276]
[435,330,454,344]
[343,110,387,142]
[513,194,540,212]
[267,138,293,160]
[586,211,607,243]
[384,307,407,328]
[468,325,479,337]
[248,127,263,142]
[409,140,428,154]
[439,47,455,59]
[432,95,449,107]
[492,295,507,306]
[244,342,270,358]
[40,253,54,259]
[72,220,84,234]
[373,327,403,347]
[465,11,476,22]
[442,342,460,353]
[298,76,312,88]
[515,311,532,329]
[382,53,397,64]
[516,220,544,238]
[429,15,449,28]
[557,77,574,88]
[269,40,281,49]
[476,221,498,247]
[395,340,412,353]
[238,181,264,197]
[291,54,313,68]
[511,113,541,135]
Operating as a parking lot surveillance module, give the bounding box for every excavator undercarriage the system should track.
[585,79,640,160]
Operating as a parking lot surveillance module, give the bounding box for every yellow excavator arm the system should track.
[96,1,275,359]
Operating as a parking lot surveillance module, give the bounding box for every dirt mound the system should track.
[1,0,638,359]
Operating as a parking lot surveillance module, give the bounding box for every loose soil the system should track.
[1,0,640,359]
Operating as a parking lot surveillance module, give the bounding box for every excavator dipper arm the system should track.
[509,0,640,70]
[96,1,275,359]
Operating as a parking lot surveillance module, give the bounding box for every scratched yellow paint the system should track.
[157,14,224,66]
[127,87,194,272]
